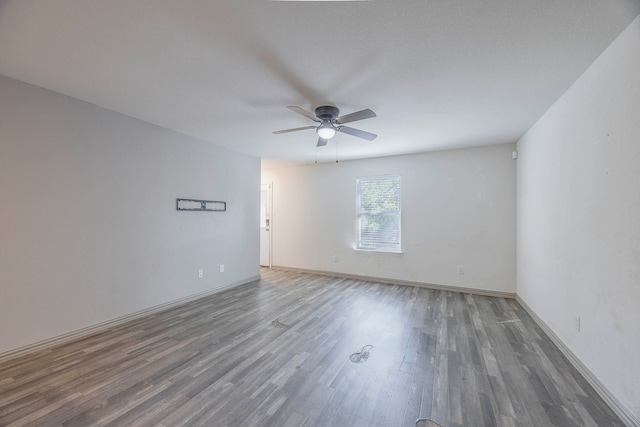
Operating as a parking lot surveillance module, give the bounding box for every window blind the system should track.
[356,175,401,252]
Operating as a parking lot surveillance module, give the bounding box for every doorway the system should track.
[260,183,271,267]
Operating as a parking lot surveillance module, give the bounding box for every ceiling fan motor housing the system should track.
[315,106,340,122]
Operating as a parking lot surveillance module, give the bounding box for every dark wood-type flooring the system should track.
[0,269,624,426]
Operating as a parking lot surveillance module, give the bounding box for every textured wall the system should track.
[517,15,640,420]
[263,143,516,293]
[0,76,260,354]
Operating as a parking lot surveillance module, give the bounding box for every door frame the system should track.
[260,183,273,268]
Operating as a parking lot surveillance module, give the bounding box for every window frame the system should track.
[355,174,402,253]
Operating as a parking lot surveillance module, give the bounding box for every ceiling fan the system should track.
[273,105,377,147]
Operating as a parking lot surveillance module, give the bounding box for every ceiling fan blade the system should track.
[287,106,321,122]
[336,108,376,124]
[317,137,328,147]
[272,125,316,135]
[337,126,377,141]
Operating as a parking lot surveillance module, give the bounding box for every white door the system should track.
[260,184,271,267]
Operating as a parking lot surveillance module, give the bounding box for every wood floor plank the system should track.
[0,269,626,426]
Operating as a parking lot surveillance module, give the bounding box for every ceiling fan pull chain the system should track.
[336,139,339,163]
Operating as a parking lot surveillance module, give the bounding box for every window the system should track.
[356,175,401,252]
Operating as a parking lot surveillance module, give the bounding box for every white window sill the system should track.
[354,248,404,254]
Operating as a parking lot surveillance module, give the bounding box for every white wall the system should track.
[0,76,260,355]
[517,15,640,420]
[263,143,516,294]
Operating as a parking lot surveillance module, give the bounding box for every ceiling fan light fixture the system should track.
[317,122,337,140]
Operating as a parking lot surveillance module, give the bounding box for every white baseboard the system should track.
[0,275,260,363]
[269,265,516,299]
[516,296,639,427]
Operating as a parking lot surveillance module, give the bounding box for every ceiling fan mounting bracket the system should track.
[314,106,340,121]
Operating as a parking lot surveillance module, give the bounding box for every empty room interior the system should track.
[0,1,639,426]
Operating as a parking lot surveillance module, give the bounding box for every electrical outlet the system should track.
[219,264,225,273]
[198,269,203,278]
[575,316,581,332]
[332,255,339,263]
[458,265,465,275]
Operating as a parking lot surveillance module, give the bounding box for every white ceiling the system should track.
[1,1,639,167]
